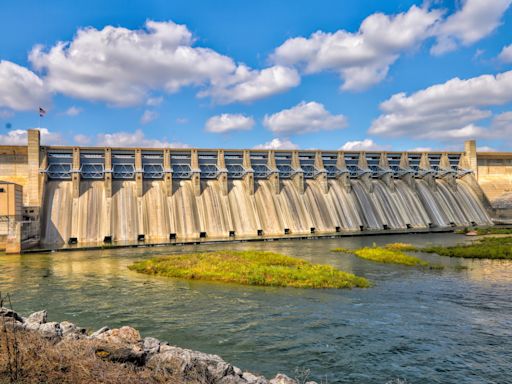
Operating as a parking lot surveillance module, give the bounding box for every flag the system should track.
[39,107,47,117]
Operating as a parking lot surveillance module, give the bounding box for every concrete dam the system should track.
[0,130,499,252]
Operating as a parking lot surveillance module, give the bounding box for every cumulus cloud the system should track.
[370,70,512,141]
[73,134,91,145]
[96,129,188,148]
[63,106,82,116]
[263,101,347,134]
[205,113,255,133]
[253,138,299,150]
[431,0,511,55]
[477,145,497,151]
[340,139,390,151]
[146,96,163,107]
[272,5,441,90]
[0,60,49,111]
[140,110,158,124]
[202,65,300,103]
[0,128,61,145]
[28,20,298,106]
[498,44,512,63]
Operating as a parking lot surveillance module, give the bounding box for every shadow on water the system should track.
[1,232,511,384]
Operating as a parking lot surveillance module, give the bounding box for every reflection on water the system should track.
[1,233,511,384]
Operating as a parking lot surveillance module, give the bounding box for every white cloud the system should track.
[140,110,158,124]
[96,129,188,148]
[146,96,163,106]
[498,44,512,63]
[63,106,82,116]
[253,138,298,150]
[272,5,442,90]
[205,113,254,133]
[29,20,298,106]
[340,139,390,151]
[202,65,300,103]
[0,128,61,145]
[263,101,347,134]
[477,145,497,151]
[0,110,14,119]
[0,60,49,111]
[408,146,433,152]
[73,134,91,145]
[370,70,512,141]
[176,117,188,124]
[431,0,511,55]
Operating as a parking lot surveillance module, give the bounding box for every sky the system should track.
[0,0,511,152]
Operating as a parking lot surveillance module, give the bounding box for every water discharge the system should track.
[41,178,492,245]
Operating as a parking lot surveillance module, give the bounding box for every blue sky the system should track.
[0,0,511,151]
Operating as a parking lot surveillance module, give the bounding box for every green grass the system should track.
[420,236,512,259]
[383,242,418,252]
[456,226,512,235]
[128,250,370,289]
[332,246,430,267]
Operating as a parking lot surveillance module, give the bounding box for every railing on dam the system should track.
[41,147,473,181]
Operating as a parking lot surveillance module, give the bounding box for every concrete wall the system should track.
[0,146,29,204]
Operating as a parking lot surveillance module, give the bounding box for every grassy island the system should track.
[129,250,370,289]
[421,236,512,259]
[332,246,431,267]
[457,227,512,236]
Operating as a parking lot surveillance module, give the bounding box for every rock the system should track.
[0,307,24,323]
[95,345,145,366]
[27,310,47,324]
[243,371,268,384]
[94,326,141,345]
[148,345,235,383]
[60,321,87,339]
[90,326,110,338]
[143,336,161,355]
[233,367,243,377]
[269,374,297,384]
[38,322,63,339]
[466,230,478,236]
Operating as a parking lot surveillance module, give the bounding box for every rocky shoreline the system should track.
[1,307,316,384]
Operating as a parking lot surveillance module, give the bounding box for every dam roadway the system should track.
[0,129,503,252]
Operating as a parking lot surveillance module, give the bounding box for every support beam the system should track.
[440,153,457,189]
[27,129,41,207]
[379,152,394,190]
[464,140,478,178]
[420,153,436,188]
[70,147,81,241]
[291,151,304,194]
[163,149,173,196]
[217,150,228,196]
[191,149,201,196]
[337,151,351,192]
[314,151,328,193]
[104,148,113,241]
[268,150,280,195]
[135,149,143,198]
[358,152,373,192]
[242,150,254,195]
[399,152,415,189]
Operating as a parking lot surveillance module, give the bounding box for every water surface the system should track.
[1,233,511,383]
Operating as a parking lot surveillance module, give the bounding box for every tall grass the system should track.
[129,250,370,289]
[332,246,430,267]
[421,236,512,259]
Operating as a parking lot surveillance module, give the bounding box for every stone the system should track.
[95,345,145,366]
[38,322,63,339]
[269,374,297,384]
[27,310,47,324]
[143,336,161,355]
[243,371,268,384]
[94,326,141,345]
[60,321,87,339]
[147,345,235,383]
[90,326,110,338]
[0,307,24,323]
[233,367,243,377]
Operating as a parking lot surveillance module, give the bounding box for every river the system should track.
[1,233,511,383]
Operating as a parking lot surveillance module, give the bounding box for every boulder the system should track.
[242,371,268,384]
[38,322,63,339]
[143,336,161,355]
[60,321,87,339]
[269,374,297,384]
[95,345,145,366]
[27,310,47,324]
[94,326,141,345]
[148,345,235,383]
[90,326,110,338]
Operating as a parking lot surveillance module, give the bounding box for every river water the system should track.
[1,233,511,383]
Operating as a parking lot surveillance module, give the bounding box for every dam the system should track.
[0,129,502,252]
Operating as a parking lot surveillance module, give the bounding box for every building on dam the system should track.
[1,129,510,253]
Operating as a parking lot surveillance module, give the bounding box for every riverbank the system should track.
[0,307,311,384]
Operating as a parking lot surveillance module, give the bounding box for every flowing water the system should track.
[1,233,511,384]
[40,178,492,245]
